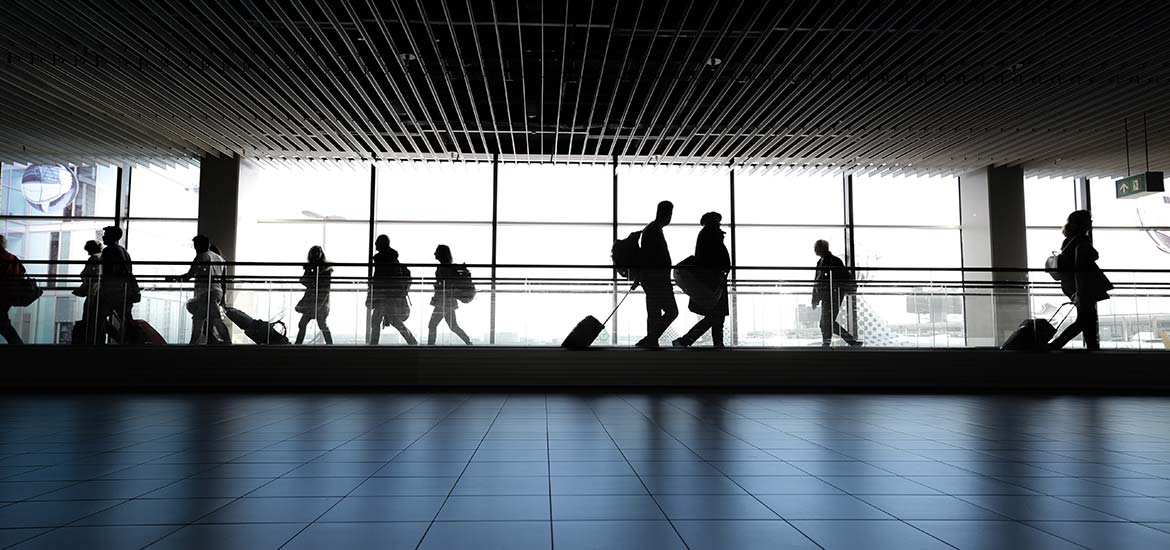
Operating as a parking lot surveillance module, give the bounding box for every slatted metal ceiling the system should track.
[1,0,1169,177]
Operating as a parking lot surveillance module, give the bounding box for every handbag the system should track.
[10,277,43,307]
[1044,252,1063,281]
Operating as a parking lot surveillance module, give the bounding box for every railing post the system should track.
[843,172,858,340]
[729,162,738,347]
[611,154,619,345]
[366,163,377,344]
[490,154,499,345]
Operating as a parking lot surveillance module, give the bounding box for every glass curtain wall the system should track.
[616,164,730,346]
[124,163,200,344]
[0,156,1010,348]
[1086,177,1170,348]
[236,163,372,345]
[496,162,613,345]
[375,161,493,345]
[1,162,118,343]
[734,171,846,347]
[852,174,964,347]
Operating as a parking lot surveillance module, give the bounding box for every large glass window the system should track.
[1083,177,1170,349]
[495,163,613,345]
[1,162,118,344]
[732,171,846,346]
[852,174,963,347]
[124,164,200,277]
[374,162,493,345]
[615,165,730,345]
[234,162,373,345]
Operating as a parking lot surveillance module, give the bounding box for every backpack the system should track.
[612,231,643,280]
[451,264,476,303]
[838,265,858,294]
[389,263,413,296]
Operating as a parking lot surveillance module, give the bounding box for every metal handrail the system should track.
[8,258,1170,274]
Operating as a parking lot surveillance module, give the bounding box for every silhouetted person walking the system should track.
[294,245,333,345]
[96,226,137,344]
[0,234,26,344]
[637,201,678,349]
[812,239,861,347]
[674,212,730,348]
[74,240,103,342]
[167,235,232,344]
[1049,210,1112,350]
[369,235,417,345]
[428,244,472,345]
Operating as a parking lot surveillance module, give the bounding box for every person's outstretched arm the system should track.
[166,258,201,283]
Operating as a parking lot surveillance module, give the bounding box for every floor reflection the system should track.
[0,394,1169,549]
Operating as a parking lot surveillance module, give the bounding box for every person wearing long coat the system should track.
[673,212,731,348]
[1050,210,1112,350]
[294,246,333,345]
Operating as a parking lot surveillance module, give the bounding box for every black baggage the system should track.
[562,286,636,349]
[1001,302,1074,350]
[225,306,290,345]
[563,316,606,349]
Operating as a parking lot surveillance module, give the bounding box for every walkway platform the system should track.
[5,346,1168,391]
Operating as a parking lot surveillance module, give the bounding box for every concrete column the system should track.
[196,154,242,263]
[959,165,1030,346]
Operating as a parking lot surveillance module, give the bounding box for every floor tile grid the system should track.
[662,398,1170,549]
[163,395,465,550]
[706,397,1154,493]
[5,396,1170,550]
[405,396,511,550]
[0,402,303,542]
[0,405,307,549]
[266,395,480,549]
[543,396,555,548]
[580,399,699,549]
[636,397,977,550]
[39,396,450,550]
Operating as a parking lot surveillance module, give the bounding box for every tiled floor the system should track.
[1,395,1169,549]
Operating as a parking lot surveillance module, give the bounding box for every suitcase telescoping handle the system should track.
[1049,301,1076,328]
[601,284,639,326]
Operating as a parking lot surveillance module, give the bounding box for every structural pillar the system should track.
[959,165,1030,346]
[197,153,243,274]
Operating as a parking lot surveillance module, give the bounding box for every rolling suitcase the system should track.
[128,320,166,345]
[1001,302,1074,350]
[562,285,637,349]
[225,306,290,345]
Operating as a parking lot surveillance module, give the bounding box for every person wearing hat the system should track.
[673,212,731,348]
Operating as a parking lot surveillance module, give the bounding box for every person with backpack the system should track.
[812,239,861,347]
[427,244,472,345]
[167,235,232,344]
[96,226,138,344]
[672,212,731,348]
[1049,210,1112,350]
[0,234,26,344]
[369,235,417,345]
[294,245,333,345]
[636,201,679,349]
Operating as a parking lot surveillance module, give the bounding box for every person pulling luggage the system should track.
[1048,210,1112,350]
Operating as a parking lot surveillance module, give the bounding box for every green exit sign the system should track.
[1116,172,1165,199]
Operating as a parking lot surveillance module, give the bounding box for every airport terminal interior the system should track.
[3,0,1170,548]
